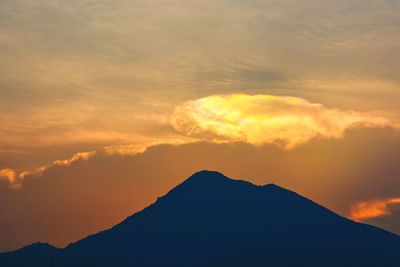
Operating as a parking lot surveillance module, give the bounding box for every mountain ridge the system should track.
[1,170,400,267]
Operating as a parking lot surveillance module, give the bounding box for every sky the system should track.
[1,0,400,252]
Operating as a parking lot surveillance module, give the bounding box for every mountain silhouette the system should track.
[1,170,400,267]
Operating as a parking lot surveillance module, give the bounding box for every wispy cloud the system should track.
[350,198,400,222]
[103,138,195,156]
[1,151,96,189]
[0,136,197,189]
[1,138,193,189]
[20,151,97,179]
[172,94,396,148]
[52,151,96,167]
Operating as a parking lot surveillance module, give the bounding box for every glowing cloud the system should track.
[350,198,400,222]
[103,138,196,156]
[53,151,96,167]
[0,169,19,189]
[1,151,97,189]
[172,94,394,148]
[3,94,398,190]
[20,151,97,180]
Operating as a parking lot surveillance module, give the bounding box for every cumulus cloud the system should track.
[172,94,396,148]
[350,198,400,222]
[53,151,96,167]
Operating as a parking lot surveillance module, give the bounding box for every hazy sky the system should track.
[1,0,400,252]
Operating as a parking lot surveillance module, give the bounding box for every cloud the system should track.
[349,198,400,222]
[2,138,197,189]
[0,169,18,189]
[3,151,97,189]
[3,94,399,190]
[52,151,96,167]
[20,151,96,179]
[103,138,188,156]
[172,94,395,148]
[2,0,400,177]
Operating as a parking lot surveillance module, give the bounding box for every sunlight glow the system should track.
[350,198,400,221]
[172,94,394,148]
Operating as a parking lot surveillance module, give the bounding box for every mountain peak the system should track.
[184,170,231,184]
[169,170,255,194]
[18,242,56,252]
[184,171,283,189]
[179,171,290,194]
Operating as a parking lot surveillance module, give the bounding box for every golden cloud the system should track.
[350,198,400,222]
[171,94,395,148]
[3,138,195,190]
[0,169,19,189]
[20,151,97,179]
[2,136,197,190]
[3,94,399,190]
[2,151,97,189]
[53,151,96,167]
[103,138,196,156]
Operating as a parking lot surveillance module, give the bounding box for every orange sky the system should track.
[1,0,400,252]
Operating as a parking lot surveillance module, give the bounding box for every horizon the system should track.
[1,0,400,257]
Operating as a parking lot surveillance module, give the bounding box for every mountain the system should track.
[1,170,400,267]
[0,242,59,266]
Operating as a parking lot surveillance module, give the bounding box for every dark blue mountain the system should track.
[1,170,400,266]
[0,242,59,266]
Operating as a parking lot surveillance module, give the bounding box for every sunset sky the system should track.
[1,0,400,252]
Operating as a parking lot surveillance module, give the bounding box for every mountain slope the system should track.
[0,242,59,267]
[1,170,400,267]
